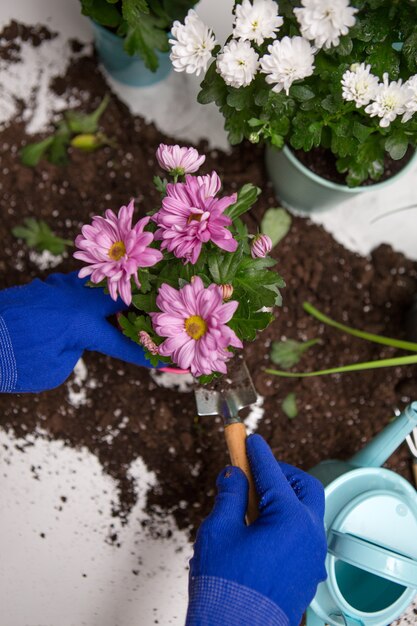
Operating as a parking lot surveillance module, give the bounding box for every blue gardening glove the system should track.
[186,434,327,626]
[0,272,152,393]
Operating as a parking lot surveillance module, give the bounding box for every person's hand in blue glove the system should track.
[0,272,153,393]
[186,434,327,626]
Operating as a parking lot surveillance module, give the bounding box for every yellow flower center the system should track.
[108,240,126,261]
[185,315,207,340]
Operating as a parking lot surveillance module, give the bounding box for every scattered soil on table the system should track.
[0,23,416,540]
[0,19,56,62]
[293,145,415,186]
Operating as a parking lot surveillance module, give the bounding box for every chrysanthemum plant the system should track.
[80,0,197,71]
[74,144,284,382]
[170,1,417,186]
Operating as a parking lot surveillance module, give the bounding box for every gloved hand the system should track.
[0,272,153,393]
[186,434,327,626]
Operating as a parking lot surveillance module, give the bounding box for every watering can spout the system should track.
[350,402,417,468]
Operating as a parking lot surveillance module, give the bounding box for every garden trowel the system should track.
[194,359,258,523]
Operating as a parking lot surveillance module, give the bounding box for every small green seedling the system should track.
[270,338,320,370]
[12,218,72,255]
[20,95,112,167]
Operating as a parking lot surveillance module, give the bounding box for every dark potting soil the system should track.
[293,145,415,186]
[0,22,416,540]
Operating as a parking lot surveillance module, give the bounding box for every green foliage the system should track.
[261,207,292,248]
[197,0,417,186]
[12,218,72,255]
[282,393,298,419]
[123,179,285,351]
[226,183,261,221]
[20,97,111,167]
[270,338,320,370]
[80,0,197,71]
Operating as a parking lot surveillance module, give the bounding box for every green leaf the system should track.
[228,311,273,342]
[352,122,374,143]
[153,175,167,193]
[261,207,291,248]
[207,248,243,284]
[197,65,228,106]
[226,183,261,220]
[366,42,400,79]
[132,292,157,312]
[20,136,54,167]
[80,0,122,27]
[226,87,253,111]
[282,393,298,419]
[247,117,264,128]
[385,133,409,160]
[234,258,285,310]
[333,35,353,56]
[290,85,315,102]
[123,8,169,71]
[65,95,110,134]
[12,218,72,255]
[403,26,417,73]
[47,121,72,165]
[270,338,320,370]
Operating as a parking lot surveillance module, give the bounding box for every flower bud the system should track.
[220,283,234,300]
[251,234,273,259]
[71,133,101,151]
[138,331,159,355]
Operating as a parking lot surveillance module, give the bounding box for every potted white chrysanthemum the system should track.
[169,0,417,212]
[79,0,198,87]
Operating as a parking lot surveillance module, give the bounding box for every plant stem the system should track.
[265,353,417,378]
[303,302,417,353]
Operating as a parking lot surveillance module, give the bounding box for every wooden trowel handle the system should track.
[224,422,258,524]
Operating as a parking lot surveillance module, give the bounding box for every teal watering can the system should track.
[306,402,417,626]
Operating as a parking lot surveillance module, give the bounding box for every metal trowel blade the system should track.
[194,360,257,423]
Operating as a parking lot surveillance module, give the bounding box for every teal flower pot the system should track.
[265,144,417,213]
[90,21,172,87]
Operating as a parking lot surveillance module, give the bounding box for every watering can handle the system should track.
[328,530,417,589]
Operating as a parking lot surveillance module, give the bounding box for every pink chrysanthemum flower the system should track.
[74,200,163,306]
[156,143,206,176]
[151,277,243,377]
[153,173,238,264]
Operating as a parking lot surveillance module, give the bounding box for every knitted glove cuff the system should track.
[186,576,290,626]
[0,315,17,392]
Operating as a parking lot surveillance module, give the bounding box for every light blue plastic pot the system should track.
[307,402,417,626]
[265,145,417,213]
[90,21,171,87]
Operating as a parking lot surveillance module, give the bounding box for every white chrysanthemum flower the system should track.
[402,75,417,123]
[365,73,410,128]
[233,0,284,46]
[294,0,357,49]
[216,40,259,88]
[169,9,217,77]
[341,63,379,107]
[259,36,315,95]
